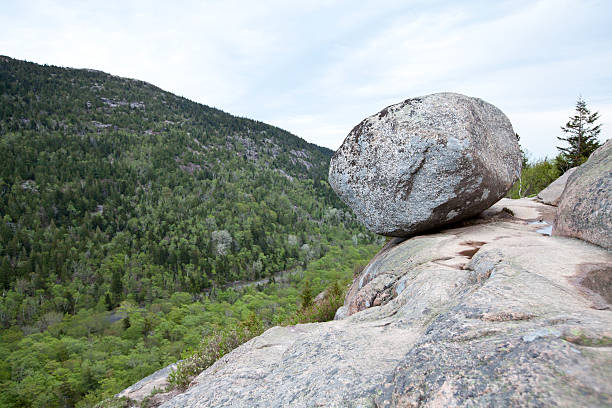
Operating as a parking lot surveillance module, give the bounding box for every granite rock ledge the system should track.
[142,198,612,407]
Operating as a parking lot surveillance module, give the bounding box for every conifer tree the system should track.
[111,270,123,305]
[556,97,601,170]
[300,280,313,309]
[104,293,113,311]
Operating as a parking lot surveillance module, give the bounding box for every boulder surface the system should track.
[554,139,612,249]
[328,93,522,237]
[536,167,577,206]
[115,362,180,405]
[152,198,611,408]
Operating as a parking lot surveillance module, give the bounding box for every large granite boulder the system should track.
[150,198,611,408]
[554,139,612,249]
[329,93,522,237]
[536,167,577,206]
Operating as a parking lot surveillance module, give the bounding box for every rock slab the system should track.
[536,167,577,206]
[114,362,181,406]
[329,93,522,237]
[157,198,612,408]
[554,139,612,249]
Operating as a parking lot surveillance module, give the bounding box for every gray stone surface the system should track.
[536,167,577,206]
[328,93,522,237]
[554,139,612,249]
[116,362,179,403]
[157,198,612,408]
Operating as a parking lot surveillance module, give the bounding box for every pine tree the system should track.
[65,291,75,314]
[556,97,602,170]
[104,293,113,311]
[110,270,123,305]
[0,258,11,290]
[122,316,131,330]
[300,280,313,309]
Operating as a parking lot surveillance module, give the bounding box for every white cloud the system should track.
[1,0,610,159]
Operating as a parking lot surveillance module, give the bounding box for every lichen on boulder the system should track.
[554,139,612,249]
[328,92,522,237]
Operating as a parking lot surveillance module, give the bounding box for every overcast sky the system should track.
[2,0,611,159]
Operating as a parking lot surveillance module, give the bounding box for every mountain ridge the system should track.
[0,54,333,161]
[0,55,376,407]
[0,53,369,321]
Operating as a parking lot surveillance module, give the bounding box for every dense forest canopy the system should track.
[0,56,379,407]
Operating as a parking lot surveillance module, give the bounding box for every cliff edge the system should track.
[152,197,611,407]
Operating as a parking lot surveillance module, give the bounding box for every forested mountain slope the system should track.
[0,56,377,406]
[0,55,371,322]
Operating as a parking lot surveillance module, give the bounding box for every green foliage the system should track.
[169,280,352,389]
[292,279,347,324]
[556,97,602,171]
[166,246,373,392]
[0,56,376,330]
[507,158,561,198]
[0,243,379,407]
[299,279,314,309]
[0,56,382,407]
[168,314,264,389]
